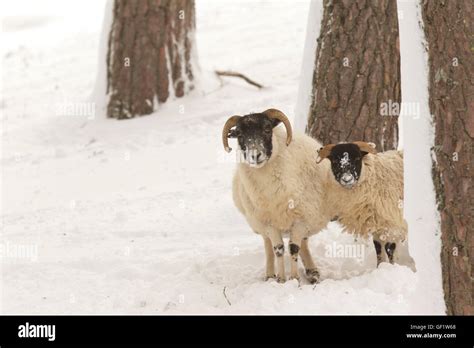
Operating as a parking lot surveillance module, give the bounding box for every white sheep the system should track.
[317,141,416,271]
[222,109,332,283]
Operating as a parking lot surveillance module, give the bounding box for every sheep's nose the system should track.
[341,173,354,183]
[250,151,263,162]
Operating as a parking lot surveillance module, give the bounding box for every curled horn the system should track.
[316,144,336,164]
[353,141,377,154]
[222,115,241,152]
[262,109,293,146]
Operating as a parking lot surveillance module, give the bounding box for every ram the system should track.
[317,142,416,271]
[222,109,332,283]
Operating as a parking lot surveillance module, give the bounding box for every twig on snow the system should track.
[215,70,264,89]
[223,286,232,306]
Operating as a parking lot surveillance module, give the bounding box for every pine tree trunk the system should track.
[422,0,474,315]
[306,0,400,151]
[106,0,196,119]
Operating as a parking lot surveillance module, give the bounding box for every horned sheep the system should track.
[222,109,333,283]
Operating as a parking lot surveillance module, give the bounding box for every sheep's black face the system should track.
[327,144,369,189]
[228,113,281,168]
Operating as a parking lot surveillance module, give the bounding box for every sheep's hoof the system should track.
[305,268,320,284]
[289,274,300,282]
[264,274,276,281]
[276,275,286,283]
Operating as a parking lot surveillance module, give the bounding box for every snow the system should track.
[1,0,442,314]
[91,0,114,115]
[397,0,445,313]
[294,0,323,132]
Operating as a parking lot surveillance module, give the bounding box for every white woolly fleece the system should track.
[232,126,333,238]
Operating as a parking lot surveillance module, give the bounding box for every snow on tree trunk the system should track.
[294,0,323,132]
[104,0,196,119]
[421,0,474,315]
[304,0,400,151]
[92,0,115,115]
[397,0,444,313]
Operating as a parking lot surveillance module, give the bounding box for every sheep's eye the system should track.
[264,127,272,133]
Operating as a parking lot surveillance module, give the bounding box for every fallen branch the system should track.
[215,70,264,89]
[223,286,232,306]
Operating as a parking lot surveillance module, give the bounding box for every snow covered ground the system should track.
[1,0,443,314]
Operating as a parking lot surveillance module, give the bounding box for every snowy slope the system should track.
[1,0,441,314]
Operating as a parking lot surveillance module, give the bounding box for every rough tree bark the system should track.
[306,0,400,151]
[106,0,196,119]
[422,0,474,315]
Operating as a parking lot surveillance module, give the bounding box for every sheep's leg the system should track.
[384,242,396,264]
[263,236,275,280]
[289,224,313,281]
[373,236,389,267]
[288,236,303,281]
[300,238,320,284]
[268,231,285,283]
[373,239,383,266]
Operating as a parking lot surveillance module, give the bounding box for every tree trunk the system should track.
[106,0,196,119]
[306,0,400,151]
[422,0,474,315]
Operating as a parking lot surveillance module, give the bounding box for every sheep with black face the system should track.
[317,142,416,271]
[224,113,287,168]
[318,142,375,189]
[223,109,333,283]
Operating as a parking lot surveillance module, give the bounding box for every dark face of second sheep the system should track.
[222,109,292,168]
[317,142,377,189]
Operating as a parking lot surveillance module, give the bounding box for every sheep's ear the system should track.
[228,129,238,138]
[316,144,335,163]
[353,141,377,155]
